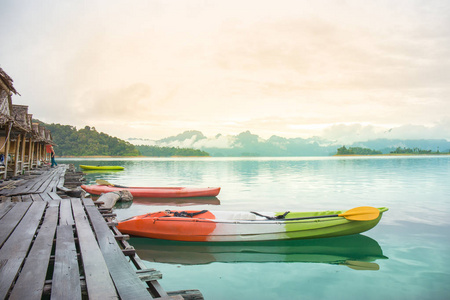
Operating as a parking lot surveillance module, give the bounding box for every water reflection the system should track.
[80,170,124,174]
[130,234,387,270]
[130,196,220,207]
[112,197,220,209]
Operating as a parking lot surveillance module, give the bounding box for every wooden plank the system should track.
[167,290,203,300]
[1,172,51,196]
[36,169,59,194]
[0,201,14,219]
[36,167,62,193]
[30,193,44,201]
[83,197,153,300]
[106,214,173,299]
[7,167,57,196]
[0,180,26,196]
[44,168,64,193]
[0,202,46,299]
[56,165,67,191]
[71,198,118,299]
[59,198,74,226]
[9,206,59,300]
[48,191,62,201]
[39,192,54,202]
[51,224,81,300]
[21,194,33,202]
[0,202,32,247]
[48,198,61,207]
[136,269,162,281]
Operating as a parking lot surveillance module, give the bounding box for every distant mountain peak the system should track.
[159,130,206,143]
[128,130,450,157]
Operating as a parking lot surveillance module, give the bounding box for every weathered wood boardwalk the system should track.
[0,165,202,300]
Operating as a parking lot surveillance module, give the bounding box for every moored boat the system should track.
[80,165,124,170]
[81,184,221,198]
[117,206,388,242]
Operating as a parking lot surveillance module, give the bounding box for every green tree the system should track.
[135,145,209,157]
[35,121,140,156]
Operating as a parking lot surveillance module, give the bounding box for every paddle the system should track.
[95,179,128,188]
[342,260,380,271]
[96,179,114,186]
[284,206,380,222]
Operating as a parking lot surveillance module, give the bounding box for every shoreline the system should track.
[334,153,450,157]
[57,153,450,158]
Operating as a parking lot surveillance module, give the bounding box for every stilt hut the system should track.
[0,68,55,177]
[39,124,50,164]
[9,104,32,176]
[31,123,44,168]
[24,113,34,170]
[0,67,18,179]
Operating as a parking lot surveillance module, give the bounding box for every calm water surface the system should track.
[61,156,450,300]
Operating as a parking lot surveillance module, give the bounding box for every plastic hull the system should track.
[81,184,221,198]
[117,208,388,242]
[80,165,124,170]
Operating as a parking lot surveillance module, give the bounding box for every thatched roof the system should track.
[0,91,12,125]
[39,124,47,140]
[0,67,19,95]
[12,104,31,132]
[45,129,53,143]
[32,123,44,141]
[0,68,16,126]
[27,114,33,129]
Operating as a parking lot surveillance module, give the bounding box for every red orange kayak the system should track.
[81,184,221,198]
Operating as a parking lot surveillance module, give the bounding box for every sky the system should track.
[1,0,449,143]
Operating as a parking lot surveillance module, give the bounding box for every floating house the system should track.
[0,67,54,179]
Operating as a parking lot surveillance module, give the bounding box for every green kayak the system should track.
[80,165,124,170]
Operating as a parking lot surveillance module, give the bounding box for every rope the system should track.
[0,179,22,190]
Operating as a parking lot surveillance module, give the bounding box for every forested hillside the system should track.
[40,122,140,156]
[135,145,209,157]
[38,121,210,157]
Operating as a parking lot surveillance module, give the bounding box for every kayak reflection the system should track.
[80,170,124,174]
[134,196,220,206]
[113,197,221,209]
[130,234,388,270]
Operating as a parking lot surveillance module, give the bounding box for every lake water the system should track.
[60,156,450,300]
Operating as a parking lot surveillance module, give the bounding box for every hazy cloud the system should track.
[1,0,449,141]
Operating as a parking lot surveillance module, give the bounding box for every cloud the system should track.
[73,83,151,120]
[1,0,450,141]
[322,120,450,144]
[131,132,237,149]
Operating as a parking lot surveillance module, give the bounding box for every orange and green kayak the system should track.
[117,207,388,242]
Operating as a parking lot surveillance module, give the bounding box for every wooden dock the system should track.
[0,165,203,300]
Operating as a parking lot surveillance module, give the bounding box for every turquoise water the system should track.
[61,156,450,299]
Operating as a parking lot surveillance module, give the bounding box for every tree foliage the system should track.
[336,146,382,155]
[390,147,443,154]
[40,122,140,156]
[135,145,209,157]
[36,120,210,157]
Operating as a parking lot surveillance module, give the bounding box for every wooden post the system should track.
[29,139,34,170]
[13,134,21,176]
[2,123,11,179]
[27,137,32,170]
[20,133,26,172]
[37,143,42,167]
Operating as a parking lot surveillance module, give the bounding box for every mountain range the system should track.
[128,130,450,157]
